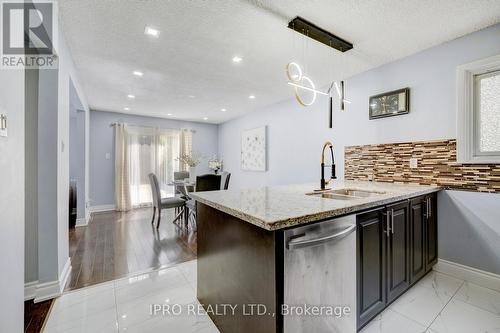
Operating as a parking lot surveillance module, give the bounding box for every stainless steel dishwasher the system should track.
[283,214,357,333]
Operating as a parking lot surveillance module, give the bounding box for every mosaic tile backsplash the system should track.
[344,139,500,193]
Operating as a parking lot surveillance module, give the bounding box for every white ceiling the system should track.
[58,0,500,124]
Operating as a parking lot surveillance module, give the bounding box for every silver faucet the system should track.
[320,141,337,190]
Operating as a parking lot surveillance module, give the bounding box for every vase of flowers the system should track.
[208,156,223,175]
[177,152,202,183]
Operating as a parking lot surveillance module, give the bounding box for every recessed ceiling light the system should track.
[221,108,227,112]
[203,117,208,121]
[188,95,195,98]
[144,26,160,37]
[124,107,130,111]
[249,95,256,99]
[232,56,242,63]
[167,113,173,116]
[127,94,135,99]
[133,71,143,77]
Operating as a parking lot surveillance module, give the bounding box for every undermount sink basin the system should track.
[306,188,386,200]
[307,192,359,200]
[329,188,385,197]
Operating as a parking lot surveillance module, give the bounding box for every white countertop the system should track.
[191,180,440,231]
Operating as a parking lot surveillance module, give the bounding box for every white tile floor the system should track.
[43,260,217,333]
[44,260,500,333]
[361,271,500,333]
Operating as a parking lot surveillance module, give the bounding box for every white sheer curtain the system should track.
[114,124,191,210]
[115,124,131,211]
[179,129,193,172]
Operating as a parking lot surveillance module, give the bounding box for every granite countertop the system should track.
[190,180,440,231]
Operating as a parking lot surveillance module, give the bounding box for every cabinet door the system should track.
[386,201,410,303]
[410,196,426,284]
[357,208,386,329]
[425,193,438,271]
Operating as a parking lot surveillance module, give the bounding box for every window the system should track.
[127,127,183,206]
[115,125,193,210]
[457,54,500,163]
[475,71,500,154]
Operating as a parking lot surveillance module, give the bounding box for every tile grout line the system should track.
[113,280,120,332]
[384,307,431,330]
[386,273,465,330]
[425,280,466,331]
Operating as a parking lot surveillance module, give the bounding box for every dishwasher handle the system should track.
[287,224,356,250]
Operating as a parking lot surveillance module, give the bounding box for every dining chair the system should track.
[195,174,221,192]
[177,184,195,230]
[173,171,190,215]
[220,171,231,190]
[148,173,187,229]
[179,174,222,230]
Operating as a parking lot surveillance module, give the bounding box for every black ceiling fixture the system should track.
[288,16,353,52]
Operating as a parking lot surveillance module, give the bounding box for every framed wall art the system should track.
[241,126,267,171]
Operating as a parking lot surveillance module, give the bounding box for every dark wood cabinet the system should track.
[357,208,386,328]
[357,194,438,331]
[410,193,438,284]
[385,201,410,303]
[410,197,427,284]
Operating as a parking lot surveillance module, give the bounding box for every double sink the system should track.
[306,188,386,200]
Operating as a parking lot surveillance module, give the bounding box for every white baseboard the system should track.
[34,280,61,303]
[34,258,72,303]
[434,259,500,292]
[59,257,72,292]
[75,217,88,227]
[25,280,38,301]
[89,204,116,213]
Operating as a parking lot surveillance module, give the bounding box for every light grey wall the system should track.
[0,61,25,332]
[55,25,90,279]
[37,68,59,284]
[69,80,86,220]
[25,69,39,286]
[438,190,500,275]
[89,110,219,207]
[218,23,500,274]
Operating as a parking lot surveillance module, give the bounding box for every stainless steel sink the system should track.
[329,188,385,197]
[306,188,385,200]
[307,192,359,200]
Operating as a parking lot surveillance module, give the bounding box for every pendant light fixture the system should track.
[285,16,353,110]
[286,62,327,106]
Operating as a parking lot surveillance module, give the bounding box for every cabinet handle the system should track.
[386,210,391,237]
[425,198,429,218]
[391,209,395,234]
[428,198,432,218]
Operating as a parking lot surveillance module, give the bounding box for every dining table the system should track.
[168,179,196,193]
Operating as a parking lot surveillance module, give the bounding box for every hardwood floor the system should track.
[24,299,53,333]
[66,207,196,291]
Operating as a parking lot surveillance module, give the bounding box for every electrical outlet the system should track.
[409,158,418,169]
[0,114,7,137]
[105,153,111,160]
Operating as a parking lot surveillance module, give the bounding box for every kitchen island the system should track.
[191,180,440,333]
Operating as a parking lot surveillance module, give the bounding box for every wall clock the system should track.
[369,88,410,119]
